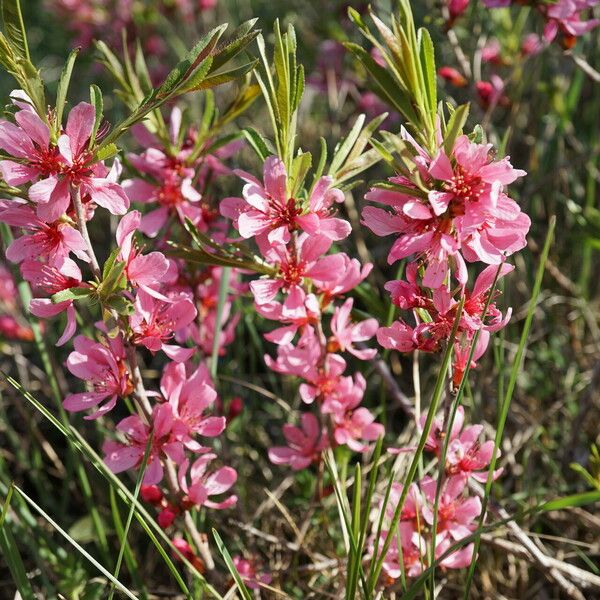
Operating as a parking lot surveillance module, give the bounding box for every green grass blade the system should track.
[0,484,35,600]
[14,485,138,600]
[212,528,253,600]
[107,433,154,600]
[211,266,232,379]
[463,217,555,598]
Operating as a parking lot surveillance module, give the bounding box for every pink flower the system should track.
[0,205,89,265]
[63,334,132,418]
[0,107,60,186]
[332,406,384,452]
[123,158,202,237]
[317,255,372,300]
[475,75,510,110]
[116,210,170,298]
[268,413,328,470]
[329,298,378,359]
[452,330,490,386]
[130,290,197,361]
[462,263,514,333]
[257,292,321,345]
[363,130,528,288]
[22,258,83,346]
[160,362,226,452]
[220,156,350,244]
[521,33,544,56]
[178,453,237,509]
[232,556,272,590]
[102,403,184,485]
[541,0,600,45]
[28,102,129,222]
[265,326,324,381]
[481,39,503,65]
[445,419,502,482]
[376,320,413,353]
[250,233,344,306]
[294,175,351,241]
[418,406,502,481]
[421,475,481,540]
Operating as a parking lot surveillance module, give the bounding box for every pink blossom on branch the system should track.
[0,205,89,265]
[220,155,350,244]
[160,362,226,452]
[178,453,237,509]
[268,412,328,470]
[102,403,185,485]
[63,334,132,418]
[116,210,170,298]
[22,258,83,346]
[129,290,197,361]
[329,297,378,360]
[362,130,528,288]
[28,103,129,222]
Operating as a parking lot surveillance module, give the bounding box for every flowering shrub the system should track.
[0,0,598,598]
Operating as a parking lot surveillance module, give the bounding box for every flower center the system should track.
[444,165,485,215]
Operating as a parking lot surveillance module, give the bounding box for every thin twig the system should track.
[469,480,586,600]
[370,355,414,417]
[481,534,600,591]
[70,184,101,279]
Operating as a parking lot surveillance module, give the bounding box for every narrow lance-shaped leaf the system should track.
[55,48,79,136]
[89,84,103,147]
[1,0,28,61]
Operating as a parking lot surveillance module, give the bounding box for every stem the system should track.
[70,184,101,279]
[164,461,215,571]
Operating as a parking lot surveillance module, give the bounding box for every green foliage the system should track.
[95,20,259,154]
[0,0,45,117]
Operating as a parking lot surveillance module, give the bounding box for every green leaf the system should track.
[134,40,153,95]
[176,56,214,94]
[418,28,437,116]
[157,25,226,98]
[329,114,366,176]
[540,490,600,512]
[210,267,231,380]
[343,42,418,125]
[104,295,133,316]
[4,376,206,599]
[181,59,257,93]
[1,0,29,61]
[102,247,120,280]
[55,48,79,133]
[290,151,311,197]
[97,260,126,298]
[14,486,139,600]
[51,286,92,303]
[89,84,103,147]
[0,515,36,600]
[443,103,469,155]
[209,18,259,72]
[95,143,119,163]
[242,127,272,162]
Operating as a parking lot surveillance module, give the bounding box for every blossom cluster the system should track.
[360,99,527,581]
[483,1,600,49]
[363,126,529,383]
[0,94,241,549]
[220,156,385,468]
[374,407,502,581]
